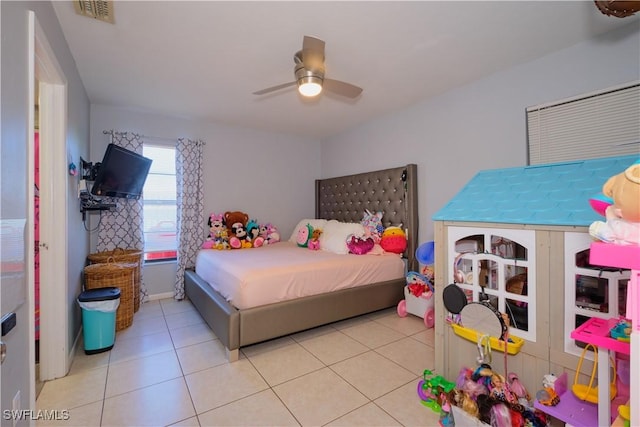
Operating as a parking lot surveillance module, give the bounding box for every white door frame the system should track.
[28,11,70,386]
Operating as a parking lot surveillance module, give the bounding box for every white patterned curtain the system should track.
[96,131,148,302]
[174,138,205,299]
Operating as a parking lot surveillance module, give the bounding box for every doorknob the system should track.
[1,341,6,365]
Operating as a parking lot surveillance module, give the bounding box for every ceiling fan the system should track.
[253,36,363,99]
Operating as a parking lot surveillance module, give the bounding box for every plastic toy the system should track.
[610,318,631,342]
[417,369,456,413]
[619,404,630,427]
[535,387,560,406]
[438,393,455,426]
[397,271,435,328]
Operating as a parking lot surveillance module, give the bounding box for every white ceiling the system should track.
[52,1,638,139]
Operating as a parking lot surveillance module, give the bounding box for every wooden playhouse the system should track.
[431,154,638,426]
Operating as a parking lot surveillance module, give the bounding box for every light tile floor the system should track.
[36,298,440,426]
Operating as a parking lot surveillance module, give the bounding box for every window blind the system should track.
[527,82,640,165]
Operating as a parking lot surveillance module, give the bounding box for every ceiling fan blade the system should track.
[302,36,325,56]
[302,35,325,70]
[252,81,296,96]
[323,79,363,98]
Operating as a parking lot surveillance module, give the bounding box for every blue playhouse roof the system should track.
[432,155,639,227]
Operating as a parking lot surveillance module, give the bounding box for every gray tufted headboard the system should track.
[315,164,419,271]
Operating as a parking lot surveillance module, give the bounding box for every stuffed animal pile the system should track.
[589,159,640,245]
[347,210,407,255]
[201,210,280,250]
[406,271,434,299]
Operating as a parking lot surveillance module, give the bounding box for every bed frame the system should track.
[185,164,418,361]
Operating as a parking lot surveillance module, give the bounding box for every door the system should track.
[1,9,38,426]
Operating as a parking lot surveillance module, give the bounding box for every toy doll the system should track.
[489,373,518,405]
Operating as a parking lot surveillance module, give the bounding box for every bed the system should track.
[184,164,418,361]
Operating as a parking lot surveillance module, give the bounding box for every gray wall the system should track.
[89,104,320,296]
[320,21,640,247]
[1,0,90,413]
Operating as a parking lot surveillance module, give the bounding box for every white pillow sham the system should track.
[288,219,329,243]
[319,220,366,254]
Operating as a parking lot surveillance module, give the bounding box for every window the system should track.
[563,232,630,356]
[449,227,537,342]
[142,144,177,261]
[527,82,639,165]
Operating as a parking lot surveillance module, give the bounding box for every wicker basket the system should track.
[83,260,136,331]
[88,248,142,312]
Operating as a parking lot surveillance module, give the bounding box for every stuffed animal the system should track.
[361,209,384,243]
[259,224,269,241]
[589,159,640,245]
[308,228,322,250]
[202,212,227,249]
[258,223,281,245]
[246,218,264,247]
[296,223,313,247]
[265,223,280,244]
[346,235,374,254]
[380,225,407,254]
[406,271,434,298]
[225,211,250,249]
[246,219,260,240]
[215,228,230,250]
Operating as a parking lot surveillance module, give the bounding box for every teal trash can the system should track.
[78,287,120,354]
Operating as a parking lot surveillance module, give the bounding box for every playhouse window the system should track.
[448,227,536,342]
[564,232,631,356]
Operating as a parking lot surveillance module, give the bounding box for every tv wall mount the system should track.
[79,157,115,219]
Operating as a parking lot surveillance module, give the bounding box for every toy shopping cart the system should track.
[397,271,435,328]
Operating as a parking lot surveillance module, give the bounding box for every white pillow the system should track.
[319,220,366,254]
[288,219,328,243]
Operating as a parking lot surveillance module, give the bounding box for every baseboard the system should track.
[147,291,174,301]
[68,327,82,373]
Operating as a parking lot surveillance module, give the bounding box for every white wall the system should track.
[90,105,320,296]
[90,21,639,298]
[320,21,640,247]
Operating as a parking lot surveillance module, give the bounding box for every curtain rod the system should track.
[102,130,205,144]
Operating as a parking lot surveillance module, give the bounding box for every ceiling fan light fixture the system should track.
[254,36,361,99]
[297,76,323,97]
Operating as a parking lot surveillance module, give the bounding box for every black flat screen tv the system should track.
[91,143,152,200]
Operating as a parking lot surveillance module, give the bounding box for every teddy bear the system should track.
[225,211,252,249]
[589,159,640,245]
[308,228,322,250]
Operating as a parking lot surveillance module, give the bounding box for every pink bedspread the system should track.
[195,241,405,310]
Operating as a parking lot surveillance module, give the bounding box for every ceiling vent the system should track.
[74,1,114,24]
